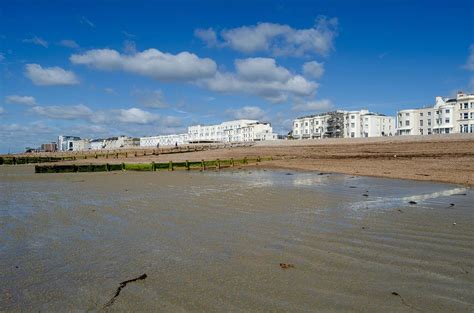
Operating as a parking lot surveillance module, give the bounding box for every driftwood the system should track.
[103,273,147,308]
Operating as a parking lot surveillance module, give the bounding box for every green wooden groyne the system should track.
[34,157,272,173]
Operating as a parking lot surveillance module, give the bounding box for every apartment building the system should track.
[396,91,474,135]
[292,111,345,139]
[344,110,395,138]
[140,134,189,147]
[293,110,394,139]
[140,119,277,147]
[58,135,81,151]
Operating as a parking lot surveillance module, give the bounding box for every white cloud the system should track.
[22,36,48,48]
[226,106,266,120]
[80,16,95,28]
[196,16,338,57]
[199,57,317,103]
[104,87,117,95]
[5,95,37,106]
[303,61,324,79]
[194,28,218,47]
[292,99,333,111]
[24,64,79,86]
[464,44,474,71]
[70,48,217,81]
[116,108,160,124]
[123,40,137,54]
[122,30,136,38]
[58,39,79,48]
[29,103,164,126]
[31,104,93,120]
[132,89,168,108]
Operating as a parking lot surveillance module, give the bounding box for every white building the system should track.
[344,110,395,138]
[140,119,277,147]
[72,139,91,151]
[293,110,394,139]
[58,135,82,151]
[396,91,474,135]
[140,133,189,147]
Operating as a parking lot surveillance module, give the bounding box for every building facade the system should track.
[41,142,57,152]
[58,135,81,151]
[396,91,474,135]
[293,110,394,139]
[140,134,189,147]
[140,119,277,147]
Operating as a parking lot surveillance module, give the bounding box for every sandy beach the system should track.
[1,166,473,311]
[33,134,474,186]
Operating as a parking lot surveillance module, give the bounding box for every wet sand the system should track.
[0,166,473,311]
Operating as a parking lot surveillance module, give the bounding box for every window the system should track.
[315,121,319,125]
[305,122,308,126]
[463,113,469,119]
[351,123,355,128]
[464,103,468,109]
[405,120,410,126]
[295,123,298,127]
[405,113,409,116]
[420,112,423,117]
[445,109,450,113]
[351,132,355,138]
[351,115,355,119]
[428,119,431,126]
[445,118,450,123]
[419,120,423,126]
[428,112,431,116]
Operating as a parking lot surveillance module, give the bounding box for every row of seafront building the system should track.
[140,120,276,147]
[292,91,474,139]
[56,119,277,152]
[44,91,473,152]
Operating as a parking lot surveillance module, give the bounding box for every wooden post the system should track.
[169,161,173,171]
[201,159,205,171]
[106,163,110,171]
[186,160,190,171]
[151,161,156,171]
[217,159,220,170]
[121,163,125,171]
[125,152,128,158]
[231,158,234,167]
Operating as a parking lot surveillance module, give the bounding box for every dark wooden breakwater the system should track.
[34,157,272,173]
[1,143,254,166]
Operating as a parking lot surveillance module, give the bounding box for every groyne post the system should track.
[185,160,190,171]
[217,159,220,170]
[231,158,234,167]
[151,161,156,171]
[169,161,173,171]
[201,159,205,171]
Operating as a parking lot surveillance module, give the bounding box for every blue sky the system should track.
[0,0,473,153]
